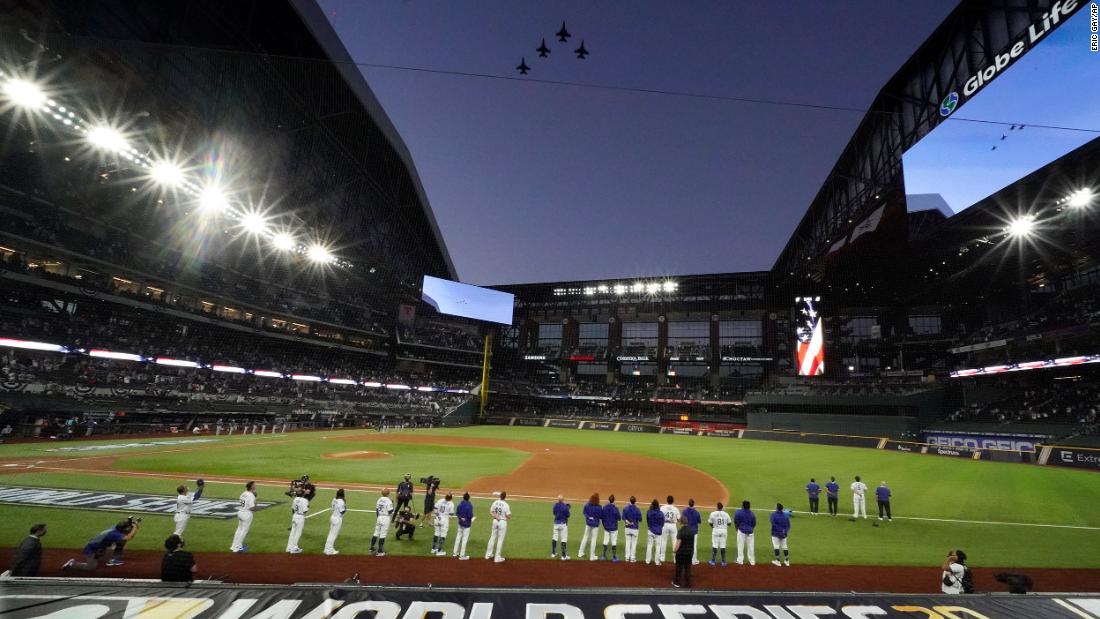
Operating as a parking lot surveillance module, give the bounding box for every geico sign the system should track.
[964,0,1081,97]
[926,436,1037,452]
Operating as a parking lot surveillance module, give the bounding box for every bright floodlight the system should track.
[2,78,46,109]
[199,186,228,213]
[307,244,333,263]
[150,161,185,187]
[663,281,676,292]
[272,232,295,250]
[1067,188,1094,209]
[1007,215,1036,238]
[240,212,267,234]
[87,126,129,153]
[613,284,626,295]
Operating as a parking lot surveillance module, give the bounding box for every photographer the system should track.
[941,549,974,594]
[394,508,418,540]
[286,476,316,503]
[420,475,440,527]
[63,517,140,571]
[160,534,196,583]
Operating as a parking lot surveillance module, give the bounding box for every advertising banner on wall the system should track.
[924,432,1043,453]
[2,584,1099,618]
[1047,446,1100,471]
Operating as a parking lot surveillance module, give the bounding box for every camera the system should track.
[420,475,440,487]
[127,516,143,524]
[286,475,315,499]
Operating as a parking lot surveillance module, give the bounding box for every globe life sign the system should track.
[963,0,1082,99]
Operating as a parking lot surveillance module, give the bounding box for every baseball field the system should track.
[1,425,1098,589]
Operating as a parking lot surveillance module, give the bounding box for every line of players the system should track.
[168,474,892,563]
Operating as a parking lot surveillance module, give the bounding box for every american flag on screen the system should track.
[796,297,825,376]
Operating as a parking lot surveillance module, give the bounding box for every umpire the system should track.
[396,473,414,513]
[8,523,47,576]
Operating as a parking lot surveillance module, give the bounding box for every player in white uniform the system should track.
[371,489,394,557]
[173,479,204,536]
[230,481,257,552]
[324,489,347,555]
[485,491,511,562]
[850,475,868,519]
[286,489,309,553]
[707,502,732,566]
[658,495,681,564]
[431,493,456,556]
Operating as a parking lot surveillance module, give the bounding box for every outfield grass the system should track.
[0,427,1097,569]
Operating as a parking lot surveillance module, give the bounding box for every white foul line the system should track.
[785,509,1100,531]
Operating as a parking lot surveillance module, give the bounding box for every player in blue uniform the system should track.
[551,495,571,560]
[453,492,474,560]
[825,477,840,516]
[645,499,665,565]
[682,498,702,565]
[876,481,892,521]
[601,495,622,562]
[621,496,643,563]
[806,478,821,515]
[733,500,756,566]
[579,493,603,561]
[769,503,791,566]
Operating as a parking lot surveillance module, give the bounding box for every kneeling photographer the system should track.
[63,516,140,571]
[394,508,419,540]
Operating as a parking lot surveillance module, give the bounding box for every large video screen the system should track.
[795,296,825,376]
[902,5,1097,214]
[421,276,514,326]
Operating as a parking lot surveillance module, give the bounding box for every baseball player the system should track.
[825,477,840,516]
[770,503,791,566]
[229,481,257,553]
[551,495,571,560]
[173,479,205,536]
[431,492,456,556]
[645,499,664,565]
[876,481,892,521]
[621,496,642,563]
[601,494,621,562]
[453,492,474,560]
[485,491,511,562]
[659,495,681,564]
[578,493,602,561]
[370,489,394,557]
[286,488,309,553]
[682,498,702,565]
[707,501,731,566]
[851,475,868,519]
[805,478,820,515]
[323,489,347,555]
[733,500,756,566]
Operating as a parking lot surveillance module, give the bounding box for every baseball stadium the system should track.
[2,0,1100,616]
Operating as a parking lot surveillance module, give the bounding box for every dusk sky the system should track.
[320,1,959,285]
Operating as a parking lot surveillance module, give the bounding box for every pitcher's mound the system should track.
[323,451,392,460]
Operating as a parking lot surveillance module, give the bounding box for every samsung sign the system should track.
[961,0,1083,100]
[924,433,1040,452]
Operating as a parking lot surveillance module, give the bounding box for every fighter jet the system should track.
[574,41,589,59]
[556,22,571,42]
[516,57,530,75]
[537,39,551,58]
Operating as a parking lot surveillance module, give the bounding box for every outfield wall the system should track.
[478,416,1100,470]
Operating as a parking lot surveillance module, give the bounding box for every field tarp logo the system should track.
[0,485,278,518]
[44,438,221,452]
[939,91,958,116]
[2,586,1099,619]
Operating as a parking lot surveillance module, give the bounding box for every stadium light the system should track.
[1006,215,1036,238]
[240,212,267,235]
[87,126,129,153]
[646,282,660,294]
[613,284,627,295]
[1067,188,1094,209]
[2,78,46,109]
[307,244,333,263]
[199,186,229,213]
[631,282,644,293]
[271,232,295,251]
[663,281,677,292]
[150,161,185,187]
